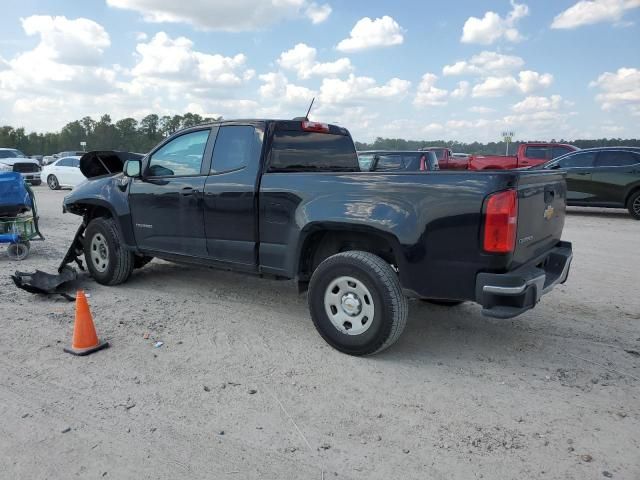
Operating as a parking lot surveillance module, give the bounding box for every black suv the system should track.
[357,150,439,172]
[537,147,640,219]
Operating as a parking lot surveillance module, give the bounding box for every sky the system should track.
[0,0,639,143]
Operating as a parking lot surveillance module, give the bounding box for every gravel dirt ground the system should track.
[1,187,639,480]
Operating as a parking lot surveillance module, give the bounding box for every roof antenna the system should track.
[304,97,315,120]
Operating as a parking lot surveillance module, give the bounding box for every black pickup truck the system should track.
[62,119,572,355]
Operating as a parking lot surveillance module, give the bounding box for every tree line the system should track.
[0,113,221,156]
[1,113,638,156]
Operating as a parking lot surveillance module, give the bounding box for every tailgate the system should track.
[511,171,567,268]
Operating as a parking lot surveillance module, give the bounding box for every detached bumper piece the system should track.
[476,241,572,319]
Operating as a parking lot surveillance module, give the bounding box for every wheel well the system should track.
[625,186,640,206]
[298,230,398,283]
[80,204,113,223]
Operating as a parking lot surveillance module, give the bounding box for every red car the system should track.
[469,143,578,170]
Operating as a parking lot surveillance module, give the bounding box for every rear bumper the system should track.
[475,241,572,319]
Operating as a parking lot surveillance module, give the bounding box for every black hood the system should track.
[79,151,144,178]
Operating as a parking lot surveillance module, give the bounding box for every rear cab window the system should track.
[268,122,358,172]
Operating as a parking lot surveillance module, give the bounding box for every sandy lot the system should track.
[1,187,638,480]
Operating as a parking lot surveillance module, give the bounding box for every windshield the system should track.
[0,149,25,159]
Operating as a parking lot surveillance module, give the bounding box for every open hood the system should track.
[80,151,144,178]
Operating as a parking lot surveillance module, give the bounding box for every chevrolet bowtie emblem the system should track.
[543,205,554,220]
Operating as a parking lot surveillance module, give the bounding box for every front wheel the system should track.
[627,191,640,220]
[308,251,408,356]
[84,217,134,285]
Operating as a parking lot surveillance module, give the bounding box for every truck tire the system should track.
[308,251,408,356]
[84,217,134,285]
[627,191,640,220]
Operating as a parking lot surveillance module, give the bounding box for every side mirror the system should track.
[123,159,141,178]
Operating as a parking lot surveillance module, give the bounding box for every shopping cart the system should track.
[0,172,44,260]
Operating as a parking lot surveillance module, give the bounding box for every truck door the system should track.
[202,124,264,268]
[129,128,213,256]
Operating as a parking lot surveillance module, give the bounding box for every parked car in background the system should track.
[534,147,640,219]
[0,148,41,185]
[41,156,86,190]
[30,155,44,165]
[420,147,468,170]
[469,143,578,170]
[44,151,85,166]
[357,150,439,171]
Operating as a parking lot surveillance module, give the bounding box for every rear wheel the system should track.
[47,175,60,190]
[308,251,408,356]
[84,217,134,285]
[627,191,640,220]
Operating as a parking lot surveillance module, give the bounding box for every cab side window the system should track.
[525,146,548,160]
[148,129,210,177]
[211,126,262,173]
[557,151,596,168]
[376,154,403,171]
[57,157,73,167]
[551,146,573,159]
[596,151,640,167]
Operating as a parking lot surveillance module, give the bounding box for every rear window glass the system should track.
[430,149,445,160]
[269,131,358,172]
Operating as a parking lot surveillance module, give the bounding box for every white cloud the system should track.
[518,70,554,93]
[277,43,352,79]
[590,67,640,110]
[20,15,110,65]
[305,3,332,23]
[414,73,448,106]
[461,1,529,44]
[319,74,410,105]
[443,51,524,76]
[106,0,329,31]
[512,94,567,112]
[130,32,252,87]
[258,72,315,104]
[451,81,470,99]
[336,16,404,52]
[551,0,640,29]
[472,71,553,97]
[469,106,495,114]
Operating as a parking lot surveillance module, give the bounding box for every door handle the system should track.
[181,187,195,196]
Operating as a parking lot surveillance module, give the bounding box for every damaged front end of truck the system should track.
[13,150,143,297]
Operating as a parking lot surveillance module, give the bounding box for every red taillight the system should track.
[301,121,330,133]
[483,189,518,253]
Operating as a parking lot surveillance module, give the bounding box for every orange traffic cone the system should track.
[63,290,109,356]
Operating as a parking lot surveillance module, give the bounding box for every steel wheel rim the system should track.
[90,233,109,273]
[48,176,57,189]
[324,276,375,335]
[634,196,640,216]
